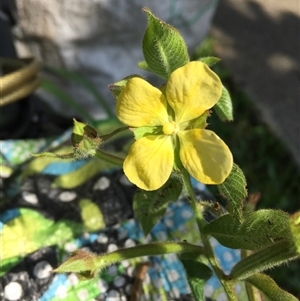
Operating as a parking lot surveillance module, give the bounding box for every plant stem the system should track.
[95,149,124,167]
[181,169,238,301]
[241,250,257,301]
[95,242,205,270]
[230,240,298,281]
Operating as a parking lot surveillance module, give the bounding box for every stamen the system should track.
[163,122,176,135]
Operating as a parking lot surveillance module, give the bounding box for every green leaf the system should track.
[214,85,234,122]
[203,214,241,247]
[218,163,247,223]
[241,209,292,246]
[198,56,221,67]
[203,209,291,250]
[133,176,182,235]
[180,256,213,301]
[289,211,300,255]
[245,273,299,301]
[142,8,189,78]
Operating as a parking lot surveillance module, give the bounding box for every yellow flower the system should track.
[116,61,233,190]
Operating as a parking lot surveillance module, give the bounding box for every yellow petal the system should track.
[116,77,169,127]
[124,135,174,190]
[166,61,222,124]
[178,129,233,184]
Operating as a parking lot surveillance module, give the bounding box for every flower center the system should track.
[163,122,177,135]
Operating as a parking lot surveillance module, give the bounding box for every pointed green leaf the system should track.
[203,209,291,250]
[198,56,221,67]
[133,176,182,235]
[180,254,213,301]
[218,163,247,222]
[214,86,234,122]
[203,214,242,248]
[246,273,299,301]
[142,8,189,78]
[241,209,292,246]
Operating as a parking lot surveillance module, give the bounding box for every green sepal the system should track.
[198,56,221,67]
[180,253,213,301]
[138,61,152,72]
[245,273,299,301]
[133,176,182,235]
[217,163,247,223]
[72,118,97,146]
[142,8,189,79]
[203,209,291,250]
[290,211,300,255]
[71,119,103,160]
[54,250,97,275]
[214,86,234,122]
[183,110,210,131]
[132,126,162,140]
[109,75,144,99]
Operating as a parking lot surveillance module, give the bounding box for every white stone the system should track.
[64,242,77,253]
[113,275,126,287]
[4,282,23,301]
[58,191,77,202]
[33,260,53,279]
[124,239,136,248]
[22,191,39,204]
[97,233,109,244]
[107,243,118,252]
[93,177,110,190]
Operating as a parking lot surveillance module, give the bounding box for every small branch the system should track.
[130,262,151,301]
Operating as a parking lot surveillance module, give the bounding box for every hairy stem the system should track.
[95,149,124,167]
[94,242,205,270]
[181,169,238,301]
